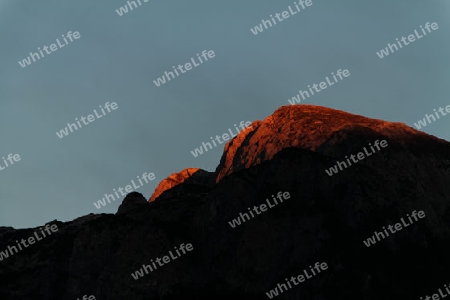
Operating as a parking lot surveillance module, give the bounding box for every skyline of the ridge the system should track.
[1,0,449,228]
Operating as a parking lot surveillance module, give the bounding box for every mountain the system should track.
[149,168,214,202]
[1,104,450,300]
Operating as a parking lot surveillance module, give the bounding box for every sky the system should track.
[0,0,449,229]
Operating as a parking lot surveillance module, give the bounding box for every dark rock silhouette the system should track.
[117,192,147,214]
[1,105,450,300]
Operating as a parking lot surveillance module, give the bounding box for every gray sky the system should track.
[1,0,449,228]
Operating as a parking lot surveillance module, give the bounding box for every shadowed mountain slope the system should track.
[150,104,450,201]
[1,105,450,300]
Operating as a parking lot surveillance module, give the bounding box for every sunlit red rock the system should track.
[214,104,447,182]
[4,105,450,299]
[149,168,201,202]
[150,104,449,201]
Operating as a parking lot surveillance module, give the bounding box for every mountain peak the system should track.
[150,105,449,201]
[214,104,447,182]
[149,168,201,202]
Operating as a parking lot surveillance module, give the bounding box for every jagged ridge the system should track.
[151,104,449,201]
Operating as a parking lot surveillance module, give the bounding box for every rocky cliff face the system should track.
[1,105,450,300]
[214,105,449,182]
[150,105,450,199]
[149,168,200,202]
[149,168,215,202]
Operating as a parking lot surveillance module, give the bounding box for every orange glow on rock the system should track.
[149,168,200,202]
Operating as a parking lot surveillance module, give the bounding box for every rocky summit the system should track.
[1,104,450,300]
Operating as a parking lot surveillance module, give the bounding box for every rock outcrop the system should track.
[149,168,216,202]
[215,104,449,182]
[117,192,148,214]
[1,105,450,300]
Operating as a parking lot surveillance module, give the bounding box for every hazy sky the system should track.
[1,0,449,228]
